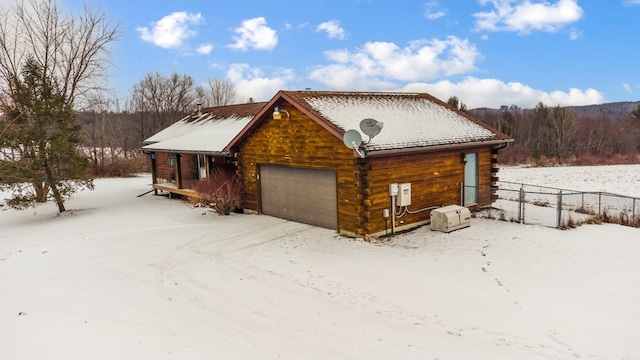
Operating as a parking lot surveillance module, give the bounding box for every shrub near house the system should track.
[191,169,242,215]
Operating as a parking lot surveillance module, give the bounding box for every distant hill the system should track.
[565,101,639,120]
[471,101,640,120]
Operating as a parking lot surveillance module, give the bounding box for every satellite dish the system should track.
[343,129,365,158]
[360,118,383,138]
[343,129,363,149]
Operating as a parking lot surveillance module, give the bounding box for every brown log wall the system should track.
[362,147,494,235]
[237,104,364,235]
[153,152,173,182]
[151,152,194,187]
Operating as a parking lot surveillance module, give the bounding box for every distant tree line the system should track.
[469,101,640,165]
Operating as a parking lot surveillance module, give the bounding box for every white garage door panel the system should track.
[260,166,337,229]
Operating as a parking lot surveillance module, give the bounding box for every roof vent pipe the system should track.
[197,103,202,116]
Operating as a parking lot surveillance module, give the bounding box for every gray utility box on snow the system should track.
[430,205,471,233]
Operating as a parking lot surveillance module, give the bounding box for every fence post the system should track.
[599,193,602,216]
[519,186,525,223]
[634,198,637,224]
[557,190,563,229]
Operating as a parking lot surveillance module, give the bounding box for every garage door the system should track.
[260,165,337,229]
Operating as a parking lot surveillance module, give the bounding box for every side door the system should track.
[463,153,478,206]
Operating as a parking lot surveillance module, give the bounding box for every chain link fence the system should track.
[481,181,640,229]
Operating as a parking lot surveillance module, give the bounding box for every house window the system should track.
[168,154,176,167]
[197,154,208,179]
[463,153,478,206]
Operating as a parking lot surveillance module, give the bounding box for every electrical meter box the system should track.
[397,183,412,206]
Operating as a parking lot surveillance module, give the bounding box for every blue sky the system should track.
[28,0,640,108]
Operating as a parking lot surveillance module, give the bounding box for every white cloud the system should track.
[226,63,294,102]
[316,20,346,40]
[196,43,213,55]
[228,17,278,51]
[398,77,605,108]
[624,0,640,5]
[309,36,480,89]
[474,0,583,34]
[424,1,447,20]
[623,83,633,93]
[568,28,581,40]
[136,12,203,49]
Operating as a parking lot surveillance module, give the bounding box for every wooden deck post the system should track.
[176,154,183,189]
[150,152,158,195]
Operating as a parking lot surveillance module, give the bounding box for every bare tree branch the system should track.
[0,0,121,111]
[205,78,237,107]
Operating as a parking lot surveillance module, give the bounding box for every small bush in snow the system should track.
[484,209,495,220]
[575,206,596,215]
[191,169,242,215]
[562,215,577,230]
[98,155,149,177]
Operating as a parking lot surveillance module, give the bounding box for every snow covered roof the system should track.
[226,91,512,154]
[286,91,511,152]
[142,102,266,154]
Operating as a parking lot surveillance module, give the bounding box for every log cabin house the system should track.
[141,102,266,197]
[225,91,513,237]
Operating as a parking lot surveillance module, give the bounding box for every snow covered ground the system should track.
[500,164,640,197]
[1,165,639,359]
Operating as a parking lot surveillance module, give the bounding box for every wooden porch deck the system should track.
[152,183,197,198]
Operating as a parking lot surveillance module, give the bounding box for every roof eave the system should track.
[141,147,230,156]
[365,138,514,157]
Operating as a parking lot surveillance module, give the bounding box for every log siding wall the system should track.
[363,147,494,235]
[151,152,195,187]
[237,104,364,235]
[154,152,173,183]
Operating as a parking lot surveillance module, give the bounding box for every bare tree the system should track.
[203,78,237,106]
[542,106,577,159]
[576,114,612,155]
[529,102,549,155]
[0,0,121,110]
[79,94,140,174]
[127,72,200,143]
